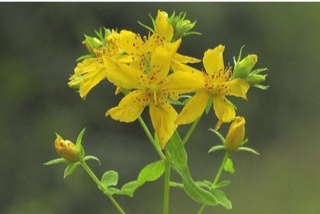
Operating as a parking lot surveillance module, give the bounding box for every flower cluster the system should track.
[46,10,268,214]
[68,10,267,149]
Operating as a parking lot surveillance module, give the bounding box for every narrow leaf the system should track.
[253,84,270,90]
[64,163,80,179]
[208,129,225,143]
[44,158,67,166]
[214,180,231,189]
[205,97,213,115]
[137,21,154,32]
[208,145,225,154]
[76,128,86,149]
[238,147,260,155]
[84,155,101,165]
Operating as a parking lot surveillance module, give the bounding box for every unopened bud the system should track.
[55,135,81,162]
[83,36,102,54]
[233,55,258,78]
[224,117,245,153]
[68,74,83,89]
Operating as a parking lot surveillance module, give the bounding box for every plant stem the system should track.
[182,117,201,145]
[197,153,229,214]
[162,159,171,214]
[138,116,165,160]
[80,161,127,214]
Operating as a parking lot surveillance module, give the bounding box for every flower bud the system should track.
[224,117,245,153]
[233,55,258,79]
[168,12,200,41]
[55,136,81,162]
[83,36,102,54]
[68,74,83,89]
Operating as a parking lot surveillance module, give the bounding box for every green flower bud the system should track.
[169,12,201,41]
[224,117,245,153]
[233,55,258,79]
[55,135,81,162]
[68,74,83,89]
[83,36,102,54]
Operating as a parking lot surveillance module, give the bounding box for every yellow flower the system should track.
[68,31,131,98]
[114,10,200,75]
[176,45,250,129]
[224,116,245,153]
[104,39,203,148]
[55,136,81,162]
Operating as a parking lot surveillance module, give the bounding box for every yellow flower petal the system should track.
[104,57,148,89]
[203,45,225,76]
[160,71,204,98]
[155,10,174,42]
[224,79,250,99]
[79,67,107,98]
[106,90,148,122]
[171,60,203,73]
[149,98,178,148]
[176,91,210,125]
[173,53,201,64]
[117,30,143,56]
[212,96,235,129]
[150,39,181,82]
[74,58,101,75]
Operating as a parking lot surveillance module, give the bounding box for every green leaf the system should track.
[115,160,165,198]
[223,158,235,174]
[64,163,80,179]
[214,180,231,189]
[205,97,213,115]
[211,189,232,209]
[238,147,260,155]
[84,155,101,165]
[178,167,218,206]
[101,170,119,188]
[137,160,165,183]
[208,145,225,154]
[44,158,67,166]
[165,131,187,170]
[208,128,225,144]
[117,181,140,197]
[103,187,119,196]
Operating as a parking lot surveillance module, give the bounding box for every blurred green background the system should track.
[1,2,319,214]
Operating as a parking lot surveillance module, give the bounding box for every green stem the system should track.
[197,153,229,214]
[182,116,201,145]
[162,159,171,214]
[138,116,165,160]
[80,161,127,214]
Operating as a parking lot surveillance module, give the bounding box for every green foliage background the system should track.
[1,3,319,214]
